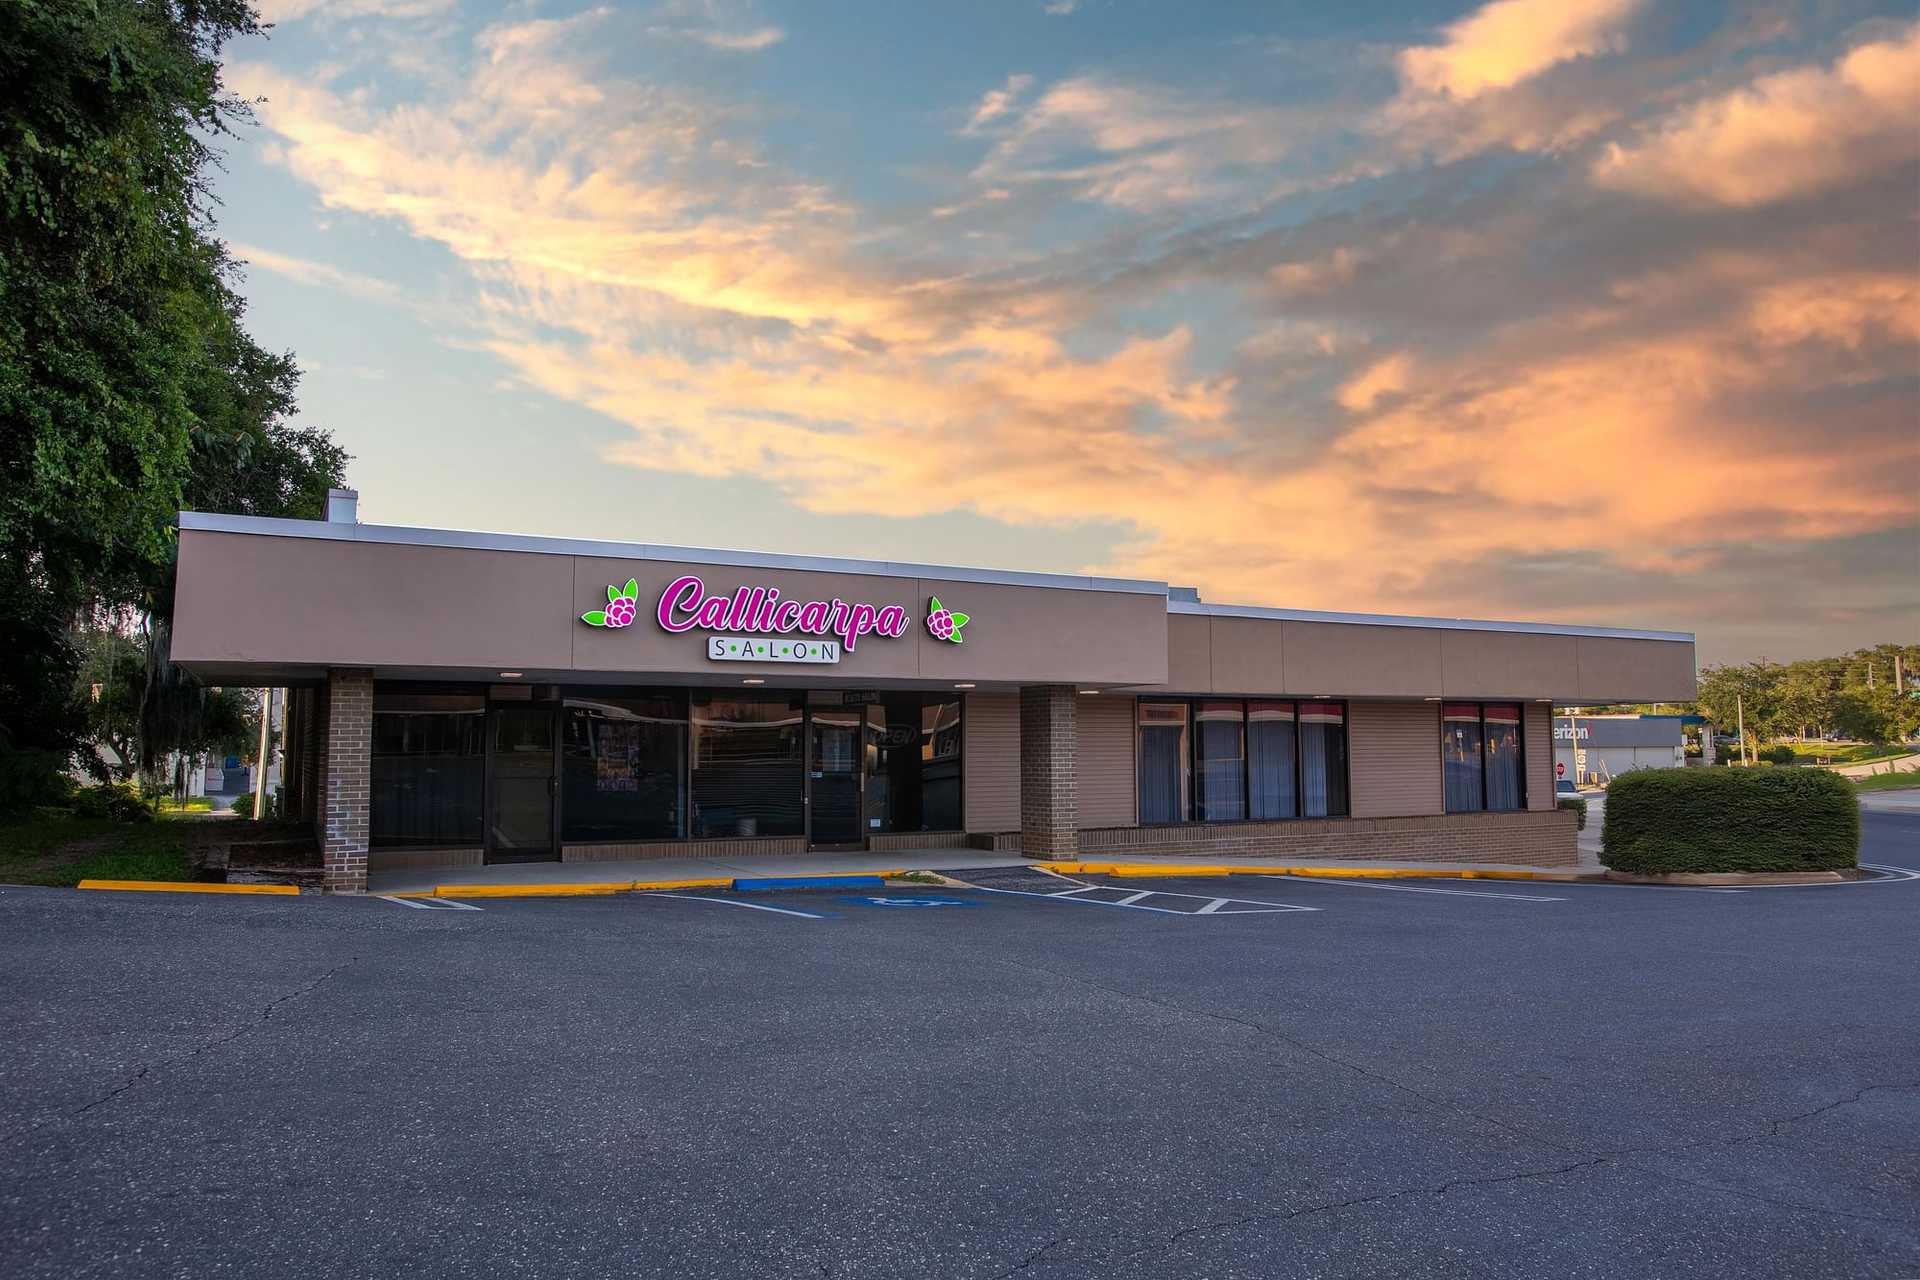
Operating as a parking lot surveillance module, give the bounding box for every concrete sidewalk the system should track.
[366,848,1596,894]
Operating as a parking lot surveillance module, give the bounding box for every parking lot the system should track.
[2,811,1916,1279]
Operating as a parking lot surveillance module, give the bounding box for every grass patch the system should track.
[1854,768,1920,794]
[0,816,193,888]
[155,797,214,814]
[1781,742,1917,765]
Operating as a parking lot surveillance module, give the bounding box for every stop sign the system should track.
[1555,761,1566,778]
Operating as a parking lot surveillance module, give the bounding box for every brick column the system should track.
[1020,684,1078,859]
[321,669,373,893]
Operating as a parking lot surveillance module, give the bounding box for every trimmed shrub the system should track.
[1603,768,1858,874]
[1557,795,1588,830]
[70,784,152,823]
[1758,745,1797,765]
[228,792,277,819]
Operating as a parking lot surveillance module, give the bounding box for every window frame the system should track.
[1134,695,1350,825]
[1441,701,1528,814]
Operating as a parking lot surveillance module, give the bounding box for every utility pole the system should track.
[1897,654,1905,696]
[252,688,272,820]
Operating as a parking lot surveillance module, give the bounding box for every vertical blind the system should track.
[1138,698,1346,822]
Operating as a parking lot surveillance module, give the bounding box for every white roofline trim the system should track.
[1169,599,1693,643]
[177,511,1696,643]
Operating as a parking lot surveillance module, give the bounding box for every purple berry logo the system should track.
[925,596,970,644]
[582,579,640,628]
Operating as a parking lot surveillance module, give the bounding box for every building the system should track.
[1553,715,1688,786]
[168,491,1696,891]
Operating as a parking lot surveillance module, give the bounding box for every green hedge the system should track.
[1603,768,1858,874]
[1557,796,1588,830]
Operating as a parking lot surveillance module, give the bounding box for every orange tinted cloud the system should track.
[231,6,1919,652]
[1594,22,1920,206]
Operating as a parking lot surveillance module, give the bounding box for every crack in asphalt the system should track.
[983,956,1920,1271]
[2,958,358,1145]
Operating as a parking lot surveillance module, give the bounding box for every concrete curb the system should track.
[1603,869,1849,886]
[77,880,301,896]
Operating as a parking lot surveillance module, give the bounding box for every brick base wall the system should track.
[321,669,372,893]
[1081,808,1579,867]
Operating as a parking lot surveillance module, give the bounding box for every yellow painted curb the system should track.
[629,878,733,891]
[432,882,628,898]
[1108,864,1232,877]
[78,879,300,896]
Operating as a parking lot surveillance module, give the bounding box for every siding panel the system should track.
[1526,702,1554,810]
[1076,695,1137,829]
[1348,700,1444,818]
[964,692,1021,832]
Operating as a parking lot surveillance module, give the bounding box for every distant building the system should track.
[1554,715,1686,785]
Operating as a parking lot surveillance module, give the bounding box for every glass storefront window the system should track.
[868,695,963,833]
[1299,702,1349,818]
[691,693,803,837]
[562,692,686,842]
[371,692,485,847]
[1484,703,1524,812]
[1248,701,1297,819]
[1442,702,1486,813]
[1137,702,1190,824]
[1194,700,1247,821]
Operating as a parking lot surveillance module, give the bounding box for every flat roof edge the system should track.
[1169,599,1694,644]
[176,511,1170,596]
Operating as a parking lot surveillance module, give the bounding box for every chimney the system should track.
[326,487,359,524]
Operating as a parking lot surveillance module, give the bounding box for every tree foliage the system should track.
[1696,645,1920,753]
[0,0,347,803]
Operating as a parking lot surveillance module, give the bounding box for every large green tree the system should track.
[1,0,346,802]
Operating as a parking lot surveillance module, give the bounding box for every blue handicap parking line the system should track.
[732,875,887,893]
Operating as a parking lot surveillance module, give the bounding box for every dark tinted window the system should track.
[562,692,686,842]
[691,693,803,837]
[371,693,485,847]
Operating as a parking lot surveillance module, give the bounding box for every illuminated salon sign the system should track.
[583,574,911,652]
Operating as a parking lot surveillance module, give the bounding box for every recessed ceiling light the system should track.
[1423,696,1441,702]
[499,671,523,678]
[742,677,765,685]
[953,682,976,689]
[1079,689,1101,695]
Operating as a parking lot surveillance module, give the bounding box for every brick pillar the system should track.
[1020,684,1078,859]
[321,669,372,893]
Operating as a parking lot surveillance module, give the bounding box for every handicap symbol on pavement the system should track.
[842,895,978,908]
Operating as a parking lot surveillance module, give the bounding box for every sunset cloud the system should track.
[1593,21,1920,206]
[1398,0,1646,99]
[226,2,1919,659]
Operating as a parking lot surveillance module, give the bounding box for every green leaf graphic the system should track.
[950,613,970,628]
[582,609,607,626]
[607,584,619,603]
[623,578,639,600]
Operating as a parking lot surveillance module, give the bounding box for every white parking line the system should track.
[641,892,823,919]
[375,895,484,911]
[967,885,1318,916]
[1263,875,1565,902]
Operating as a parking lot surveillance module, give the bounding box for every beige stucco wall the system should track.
[1149,612,1693,703]
[172,530,1169,688]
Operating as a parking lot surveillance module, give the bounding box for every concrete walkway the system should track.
[1860,788,1920,813]
[366,847,1598,894]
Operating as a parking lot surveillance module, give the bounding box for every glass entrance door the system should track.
[488,706,556,863]
[808,706,865,849]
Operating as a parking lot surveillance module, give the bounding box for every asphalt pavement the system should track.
[2,813,1917,1279]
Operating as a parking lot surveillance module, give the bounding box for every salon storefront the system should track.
[168,492,1697,891]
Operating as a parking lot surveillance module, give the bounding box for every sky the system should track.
[212,0,1919,666]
